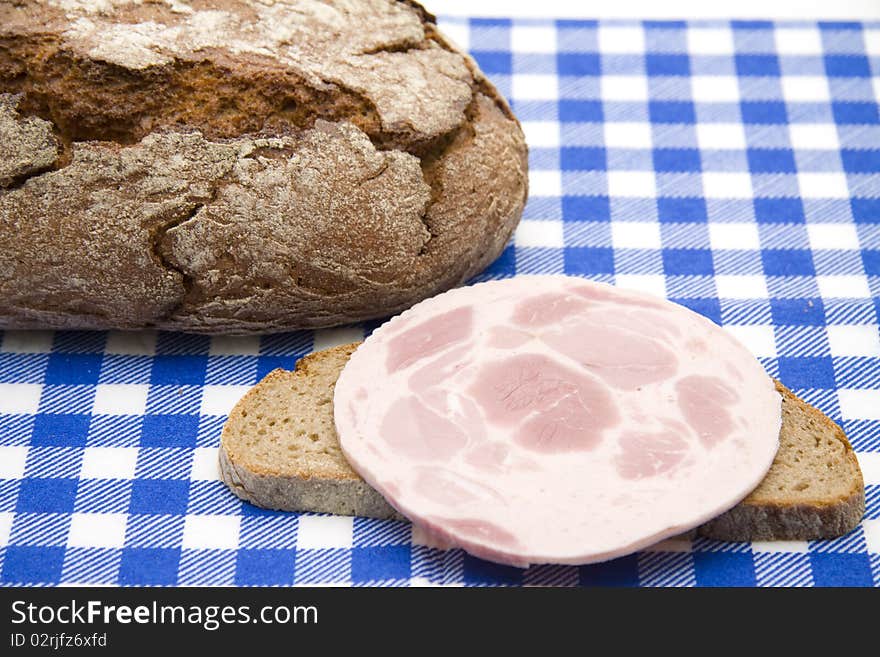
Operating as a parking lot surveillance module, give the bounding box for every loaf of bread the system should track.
[220,343,864,542]
[0,0,527,333]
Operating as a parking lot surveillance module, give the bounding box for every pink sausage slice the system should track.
[334,276,781,567]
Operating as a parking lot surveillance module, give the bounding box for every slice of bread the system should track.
[220,343,401,520]
[219,343,864,541]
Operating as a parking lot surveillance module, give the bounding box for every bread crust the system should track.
[0,1,527,333]
[219,443,401,519]
[696,490,864,541]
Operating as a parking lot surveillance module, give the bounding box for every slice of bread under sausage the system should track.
[219,343,864,541]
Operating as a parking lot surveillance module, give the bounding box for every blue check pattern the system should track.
[1,18,879,587]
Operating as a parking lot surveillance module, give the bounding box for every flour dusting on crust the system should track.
[43,0,470,137]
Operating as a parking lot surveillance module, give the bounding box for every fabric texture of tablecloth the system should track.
[1,17,879,587]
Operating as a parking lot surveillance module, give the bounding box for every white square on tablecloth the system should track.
[857,452,880,486]
[521,121,560,147]
[611,221,661,249]
[512,74,558,100]
[598,25,644,53]
[297,515,353,550]
[92,384,149,415]
[68,513,127,549]
[182,515,241,550]
[436,19,469,52]
[702,172,753,199]
[0,445,28,479]
[0,446,28,479]
[200,385,253,416]
[807,223,859,250]
[708,222,761,250]
[604,122,652,148]
[0,512,13,548]
[714,275,769,299]
[781,76,831,102]
[865,30,880,56]
[723,325,777,358]
[190,447,220,481]
[691,75,740,102]
[696,123,747,150]
[409,577,442,587]
[686,27,734,55]
[511,25,557,53]
[209,336,261,356]
[104,331,157,356]
[774,28,824,55]
[862,519,880,554]
[615,274,667,299]
[1,331,53,354]
[751,540,809,553]
[798,173,849,199]
[312,328,364,352]
[816,275,871,299]
[0,383,42,414]
[838,389,880,420]
[529,170,562,196]
[607,170,656,198]
[789,124,839,150]
[515,220,564,248]
[80,447,139,480]
[827,325,880,357]
[601,75,649,101]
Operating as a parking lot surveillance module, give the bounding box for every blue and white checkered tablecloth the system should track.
[1,17,879,587]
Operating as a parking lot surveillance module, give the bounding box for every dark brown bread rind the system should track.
[220,446,401,519]
[0,0,528,333]
[698,381,864,541]
[696,490,864,541]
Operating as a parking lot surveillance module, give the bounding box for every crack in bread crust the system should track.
[0,0,528,333]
